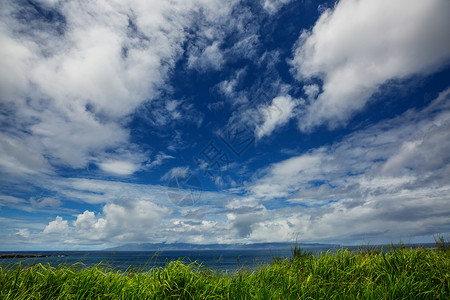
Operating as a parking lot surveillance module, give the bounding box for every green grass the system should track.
[1,244,448,299]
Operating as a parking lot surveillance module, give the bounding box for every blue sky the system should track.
[1,0,450,250]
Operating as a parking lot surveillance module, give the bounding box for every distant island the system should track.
[103,242,341,251]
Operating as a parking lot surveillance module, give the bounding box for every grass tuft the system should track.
[435,234,450,252]
[0,243,448,299]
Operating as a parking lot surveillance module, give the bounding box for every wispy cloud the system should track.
[161,167,191,181]
[216,67,248,106]
[146,153,174,169]
[187,41,225,71]
[262,0,294,15]
[137,98,203,129]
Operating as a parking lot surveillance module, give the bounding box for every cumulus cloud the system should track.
[44,216,69,234]
[30,198,171,245]
[100,201,170,240]
[71,200,169,242]
[71,210,106,242]
[290,0,450,131]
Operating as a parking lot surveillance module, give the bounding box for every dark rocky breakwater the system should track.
[0,254,67,259]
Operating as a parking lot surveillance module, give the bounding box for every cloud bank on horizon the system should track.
[0,0,449,250]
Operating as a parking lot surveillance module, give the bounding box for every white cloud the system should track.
[72,210,103,240]
[0,132,52,176]
[216,67,248,106]
[44,216,69,234]
[30,110,129,168]
[98,160,140,176]
[218,75,240,97]
[100,201,170,241]
[290,0,450,131]
[17,228,30,238]
[184,1,263,73]
[250,151,327,199]
[95,147,151,176]
[303,84,319,100]
[41,200,170,243]
[74,211,100,231]
[255,95,300,138]
[0,32,32,103]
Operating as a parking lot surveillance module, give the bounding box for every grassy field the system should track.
[0,243,448,299]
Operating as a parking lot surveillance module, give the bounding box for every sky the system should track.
[0,0,450,250]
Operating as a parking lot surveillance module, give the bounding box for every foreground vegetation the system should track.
[0,243,448,299]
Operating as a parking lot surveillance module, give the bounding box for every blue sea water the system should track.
[0,244,435,273]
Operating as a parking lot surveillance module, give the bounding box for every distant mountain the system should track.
[103,242,341,251]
